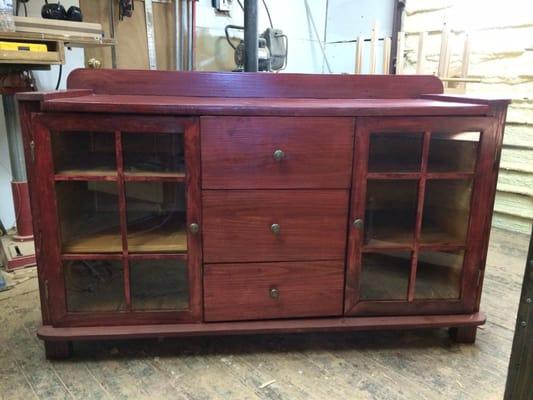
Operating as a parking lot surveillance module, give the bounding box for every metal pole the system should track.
[187,0,193,70]
[243,0,258,72]
[181,0,188,70]
[175,0,181,70]
[108,0,117,68]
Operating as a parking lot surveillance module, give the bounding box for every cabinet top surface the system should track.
[37,94,490,117]
[17,69,509,117]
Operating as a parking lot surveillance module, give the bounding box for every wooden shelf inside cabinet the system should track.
[62,229,122,253]
[128,228,187,253]
[55,170,117,181]
[62,226,187,254]
[367,172,474,180]
[123,171,186,182]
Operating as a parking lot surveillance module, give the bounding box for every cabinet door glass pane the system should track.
[365,180,419,246]
[126,182,186,253]
[368,133,423,172]
[65,260,125,312]
[428,132,480,172]
[415,250,464,299]
[421,179,472,244]
[52,131,116,175]
[360,251,411,300]
[123,133,184,176]
[131,259,189,310]
[56,181,121,253]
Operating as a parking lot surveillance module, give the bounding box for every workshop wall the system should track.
[195,0,394,73]
[402,0,533,234]
[0,0,84,230]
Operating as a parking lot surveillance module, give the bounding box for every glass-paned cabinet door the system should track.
[34,115,201,323]
[346,117,494,315]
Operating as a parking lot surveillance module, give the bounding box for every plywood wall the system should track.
[402,0,533,234]
[80,0,176,70]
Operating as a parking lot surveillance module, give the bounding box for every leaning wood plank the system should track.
[438,23,450,79]
[396,32,405,74]
[383,37,391,74]
[417,32,427,74]
[370,21,378,74]
[354,36,363,74]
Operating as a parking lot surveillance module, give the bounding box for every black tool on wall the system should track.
[225,0,288,72]
[15,0,30,16]
[41,0,83,21]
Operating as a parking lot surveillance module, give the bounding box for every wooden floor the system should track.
[0,228,528,400]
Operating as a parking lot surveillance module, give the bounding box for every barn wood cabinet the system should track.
[17,69,509,359]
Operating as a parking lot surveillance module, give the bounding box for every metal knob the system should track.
[87,58,102,69]
[189,223,199,234]
[353,219,363,230]
[271,223,281,235]
[269,287,280,299]
[273,149,285,161]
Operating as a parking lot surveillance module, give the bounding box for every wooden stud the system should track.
[383,37,391,74]
[459,33,471,92]
[438,22,450,85]
[417,32,427,74]
[355,36,363,74]
[369,21,378,74]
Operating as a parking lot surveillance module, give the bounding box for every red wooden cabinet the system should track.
[16,70,509,359]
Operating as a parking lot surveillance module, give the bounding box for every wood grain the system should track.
[202,190,349,263]
[201,116,354,189]
[40,94,490,117]
[67,69,445,99]
[203,261,344,322]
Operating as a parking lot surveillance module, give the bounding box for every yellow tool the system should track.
[0,41,47,52]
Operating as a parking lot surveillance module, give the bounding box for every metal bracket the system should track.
[144,0,157,70]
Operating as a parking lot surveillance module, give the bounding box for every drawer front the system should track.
[203,190,349,263]
[201,117,354,189]
[204,261,344,322]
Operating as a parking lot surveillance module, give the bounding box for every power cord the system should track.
[55,64,62,90]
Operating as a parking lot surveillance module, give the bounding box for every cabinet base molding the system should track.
[38,312,485,343]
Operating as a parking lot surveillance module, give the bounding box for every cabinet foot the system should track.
[449,326,477,343]
[44,341,72,360]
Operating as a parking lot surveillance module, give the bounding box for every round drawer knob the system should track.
[271,223,281,235]
[269,287,280,299]
[273,149,285,161]
[189,223,200,234]
[353,219,363,230]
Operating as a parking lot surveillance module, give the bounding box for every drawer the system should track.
[203,190,349,263]
[201,117,354,189]
[204,261,344,322]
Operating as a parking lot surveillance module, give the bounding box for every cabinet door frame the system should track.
[32,113,202,326]
[345,116,498,316]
